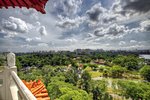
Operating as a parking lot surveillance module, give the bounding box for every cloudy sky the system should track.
[0,0,150,52]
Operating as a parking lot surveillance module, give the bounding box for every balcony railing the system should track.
[0,53,36,100]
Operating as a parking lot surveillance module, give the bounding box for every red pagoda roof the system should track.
[0,0,48,14]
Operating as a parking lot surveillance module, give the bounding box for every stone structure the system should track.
[0,53,36,100]
[7,52,15,67]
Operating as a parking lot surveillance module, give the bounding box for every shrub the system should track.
[140,65,150,82]
[117,80,150,100]
[110,65,126,78]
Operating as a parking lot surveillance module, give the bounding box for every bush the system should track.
[117,80,150,100]
[88,64,98,71]
[92,80,112,100]
[110,65,126,78]
[140,65,150,82]
[58,87,90,100]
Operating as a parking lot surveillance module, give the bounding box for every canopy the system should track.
[0,0,48,14]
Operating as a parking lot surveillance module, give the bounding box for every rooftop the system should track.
[22,80,50,100]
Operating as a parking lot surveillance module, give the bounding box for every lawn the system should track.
[89,71,103,78]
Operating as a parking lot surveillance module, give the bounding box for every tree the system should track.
[16,57,22,70]
[140,65,150,82]
[117,80,150,100]
[88,64,98,71]
[110,65,126,78]
[0,58,5,66]
[92,80,112,100]
[92,86,102,100]
[47,84,62,100]
[58,87,90,100]
[80,71,91,93]
[112,55,142,70]
[65,68,79,86]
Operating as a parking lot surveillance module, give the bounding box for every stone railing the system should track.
[0,53,36,100]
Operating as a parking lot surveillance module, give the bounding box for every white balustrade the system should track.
[0,53,36,100]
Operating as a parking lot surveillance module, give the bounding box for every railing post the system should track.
[0,53,37,100]
[5,52,17,100]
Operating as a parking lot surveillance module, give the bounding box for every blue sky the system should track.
[0,0,150,52]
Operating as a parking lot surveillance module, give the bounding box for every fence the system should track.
[0,53,36,100]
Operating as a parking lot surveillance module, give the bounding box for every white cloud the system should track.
[25,38,32,42]
[65,38,78,43]
[25,37,41,42]
[94,28,107,37]
[93,23,128,38]
[87,33,95,38]
[140,19,150,32]
[130,40,137,43]
[38,43,49,47]
[2,16,29,33]
[4,32,18,38]
[127,19,150,33]
[39,26,47,36]
[119,41,126,45]
[0,0,149,52]
[86,0,149,28]
[56,16,84,29]
[20,8,39,20]
[63,0,82,16]
[126,45,144,49]
[20,43,49,52]
[35,37,41,41]
[86,3,106,22]
[49,0,82,17]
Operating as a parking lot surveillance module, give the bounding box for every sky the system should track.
[0,0,150,52]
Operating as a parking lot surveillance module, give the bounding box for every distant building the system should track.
[94,59,105,65]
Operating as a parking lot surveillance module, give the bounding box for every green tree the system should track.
[0,58,5,66]
[110,65,126,78]
[88,64,98,71]
[80,71,91,93]
[117,80,150,100]
[47,84,62,100]
[140,65,150,82]
[113,55,142,70]
[92,80,112,100]
[57,87,90,100]
[65,68,79,86]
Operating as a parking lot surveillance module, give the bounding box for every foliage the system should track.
[16,52,148,100]
[0,58,5,66]
[89,71,103,78]
[102,67,111,78]
[140,65,150,82]
[57,87,90,100]
[80,56,91,63]
[65,68,79,85]
[113,55,143,70]
[92,80,112,100]
[0,54,5,66]
[47,83,62,100]
[80,71,92,93]
[117,80,150,100]
[88,64,98,71]
[18,68,43,81]
[110,65,126,78]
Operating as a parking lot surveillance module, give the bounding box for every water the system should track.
[139,54,150,60]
